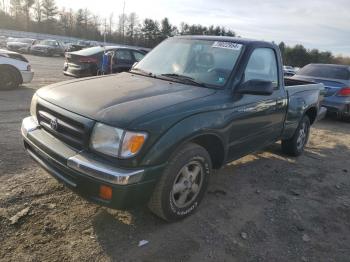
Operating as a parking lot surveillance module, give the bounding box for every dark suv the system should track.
[63,46,147,77]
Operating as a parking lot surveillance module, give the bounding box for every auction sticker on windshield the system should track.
[212,42,242,50]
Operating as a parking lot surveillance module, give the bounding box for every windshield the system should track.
[39,40,58,46]
[134,38,243,87]
[297,64,350,80]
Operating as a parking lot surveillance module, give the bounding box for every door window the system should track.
[132,51,145,62]
[115,50,132,63]
[244,48,278,88]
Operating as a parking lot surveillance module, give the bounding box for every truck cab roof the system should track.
[174,35,277,49]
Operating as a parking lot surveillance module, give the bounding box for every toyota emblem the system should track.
[50,118,58,130]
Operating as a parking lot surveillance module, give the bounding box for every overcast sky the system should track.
[56,0,350,56]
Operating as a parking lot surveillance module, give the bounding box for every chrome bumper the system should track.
[20,70,34,84]
[21,116,144,185]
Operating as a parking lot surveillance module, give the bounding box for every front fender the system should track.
[141,111,227,166]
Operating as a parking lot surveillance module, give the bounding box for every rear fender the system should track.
[282,90,319,139]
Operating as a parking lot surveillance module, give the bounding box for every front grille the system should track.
[37,104,88,150]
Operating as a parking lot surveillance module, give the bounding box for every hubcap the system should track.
[296,122,308,150]
[171,160,203,208]
[0,72,13,89]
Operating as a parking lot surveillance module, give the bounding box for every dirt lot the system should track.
[0,55,350,262]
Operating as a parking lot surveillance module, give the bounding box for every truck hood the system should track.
[37,73,216,127]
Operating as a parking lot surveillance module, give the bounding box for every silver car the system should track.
[6,38,37,53]
[293,64,350,120]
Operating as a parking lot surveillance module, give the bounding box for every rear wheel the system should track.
[282,115,310,156]
[148,143,212,221]
[0,67,20,90]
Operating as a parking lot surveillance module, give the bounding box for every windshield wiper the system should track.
[160,73,207,87]
[130,68,154,76]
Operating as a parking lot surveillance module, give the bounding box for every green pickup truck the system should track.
[22,36,326,221]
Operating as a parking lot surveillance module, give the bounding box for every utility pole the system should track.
[104,18,107,49]
[122,0,125,44]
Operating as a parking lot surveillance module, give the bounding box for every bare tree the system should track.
[33,0,41,23]
[126,12,138,43]
[0,0,7,12]
[41,0,57,21]
[10,0,22,20]
[108,12,113,36]
[22,0,34,30]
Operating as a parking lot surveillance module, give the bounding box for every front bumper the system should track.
[20,70,34,84]
[21,116,163,209]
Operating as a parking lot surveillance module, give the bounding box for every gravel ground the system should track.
[0,55,350,262]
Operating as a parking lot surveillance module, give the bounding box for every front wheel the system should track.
[281,115,310,156]
[148,143,212,221]
[0,67,20,90]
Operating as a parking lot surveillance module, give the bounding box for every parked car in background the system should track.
[0,36,8,48]
[0,49,34,89]
[63,46,147,77]
[6,38,37,53]
[293,63,350,120]
[65,40,96,52]
[283,65,296,76]
[30,39,65,56]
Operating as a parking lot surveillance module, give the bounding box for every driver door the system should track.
[227,47,287,160]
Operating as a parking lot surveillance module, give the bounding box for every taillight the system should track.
[337,87,350,96]
[27,64,31,71]
[79,57,98,63]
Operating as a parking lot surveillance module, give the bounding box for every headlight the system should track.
[30,93,38,119]
[90,123,147,159]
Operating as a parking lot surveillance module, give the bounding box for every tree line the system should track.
[0,0,235,47]
[0,0,349,66]
[279,42,350,67]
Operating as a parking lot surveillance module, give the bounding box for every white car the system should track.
[0,49,34,89]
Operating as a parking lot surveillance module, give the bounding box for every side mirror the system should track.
[236,79,274,96]
[132,62,138,68]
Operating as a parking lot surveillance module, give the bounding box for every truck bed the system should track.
[284,77,324,96]
[282,77,325,139]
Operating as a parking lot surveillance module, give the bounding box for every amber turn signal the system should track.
[120,132,147,158]
[99,185,112,200]
[128,135,146,153]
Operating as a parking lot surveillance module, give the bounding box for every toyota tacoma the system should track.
[22,36,326,221]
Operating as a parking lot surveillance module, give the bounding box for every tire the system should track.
[148,143,212,222]
[282,115,310,156]
[0,67,20,90]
